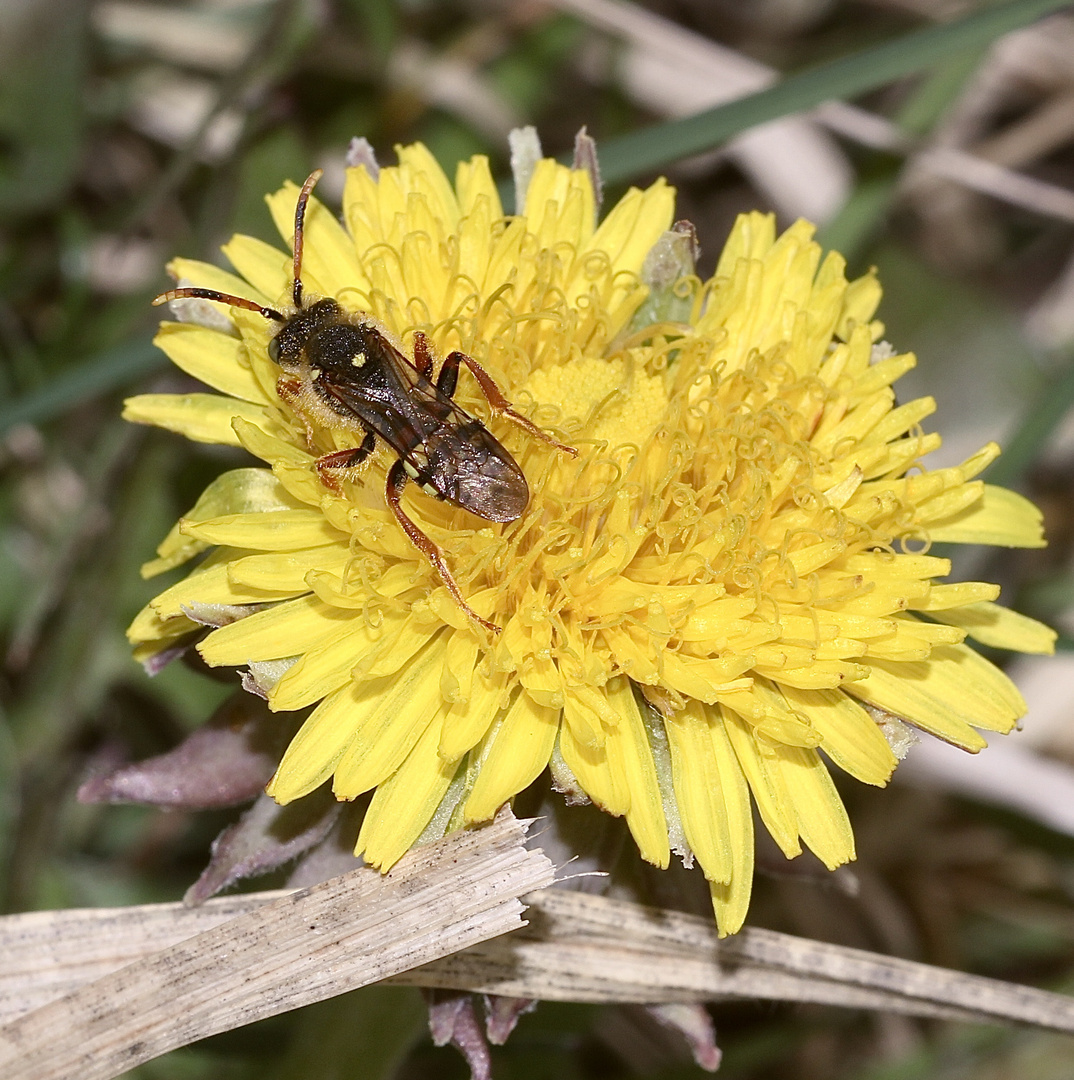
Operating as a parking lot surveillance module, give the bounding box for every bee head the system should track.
[267,297,342,371]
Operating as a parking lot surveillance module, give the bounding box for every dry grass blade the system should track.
[5,876,1074,1050]
[509,893,1074,1031]
[0,811,554,1080]
[398,893,1074,1029]
[398,926,989,1022]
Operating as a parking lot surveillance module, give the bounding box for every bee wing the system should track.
[307,334,527,519]
[313,347,465,461]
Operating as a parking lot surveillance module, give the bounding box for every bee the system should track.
[154,169,576,635]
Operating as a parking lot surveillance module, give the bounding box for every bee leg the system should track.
[412,331,435,380]
[276,375,317,450]
[440,350,578,457]
[315,428,376,493]
[385,460,501,635]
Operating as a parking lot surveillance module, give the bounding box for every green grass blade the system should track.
[594,0,1071,184]
[816,48,986,264]
[986,357,1074,489]
[0,338,163,433]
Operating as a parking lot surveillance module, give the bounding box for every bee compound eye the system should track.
[267,336,280,363]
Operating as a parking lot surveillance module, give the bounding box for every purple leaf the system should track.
[572,125,603,213]
[643,1003,723,1072]
[139,639,194,676]
[426,991,491,1080]
[185,788,340,905]
[483,995,536,1045]
[78,693,286,810]
[285,803,366,888]
[346,136,379,177]
[598,1003,722,1074]
[181,601,263,628]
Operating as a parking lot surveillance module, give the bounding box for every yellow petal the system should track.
[267,684,368,803]
[356,611,440,677]
[228,544,351,591]
[132,633,196,666]
[714,682,821,747]
[439,666,508,761]
[766,660,870,690]
[198,594,351,666]
[331,644,445,797]
[603,677,669,868]
[561,682,607,749]
[848,643,1027,749]
[464,690,559,822]
[713,211,774,280]
[524,160,590,244]
[927,643,1027,727]
[664,700,734,884]
[181,509,346,551]
[127,603,195,646]
[123,393,270,446]
[913,582,1000,611]
[222,234,291,304]
[862,615,965,662]
[439,630,481,705]
[268,609,410,712]
[778,685,896,787]
[661,652,755,702]
[913,480,984,524]
[721,708,801,859]
[142,467,296,577]
[838,268,882,336]
[928,485,1046,548]
[231,416,315,470]
[559,690,629,816]
[399,143,461,225]
[586,179,675,276]
[150,555,292,618]
[707,713,755,938]
[772,744,855,870]
[356,711,460,870]
[266,184,366,299]
[154,322,270,403]
[167,256,275,310]
[341,161,381,251]
[455,154,502,219]
[930,601,1056,655]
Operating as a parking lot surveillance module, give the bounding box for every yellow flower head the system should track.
[127,139,1054,935]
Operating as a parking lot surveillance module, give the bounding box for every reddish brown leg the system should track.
[315,430,376,493]
[439,350,577,457]
[385,461,501,634]
[276,375,317,449]
[413,331,435,380]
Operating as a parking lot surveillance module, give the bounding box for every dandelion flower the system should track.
[126,136,1054,935]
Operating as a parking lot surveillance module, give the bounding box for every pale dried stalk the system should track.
[6,874,1074,1049]
[491,892,1074,1032]
[404,934,985,1020]
[550,0,1074,224]
[0,811,554,1080]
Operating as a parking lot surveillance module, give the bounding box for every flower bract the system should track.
[127,139,1054,934]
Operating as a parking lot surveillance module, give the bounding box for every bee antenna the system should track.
[152,288,285,322]
[292,168,324,309]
